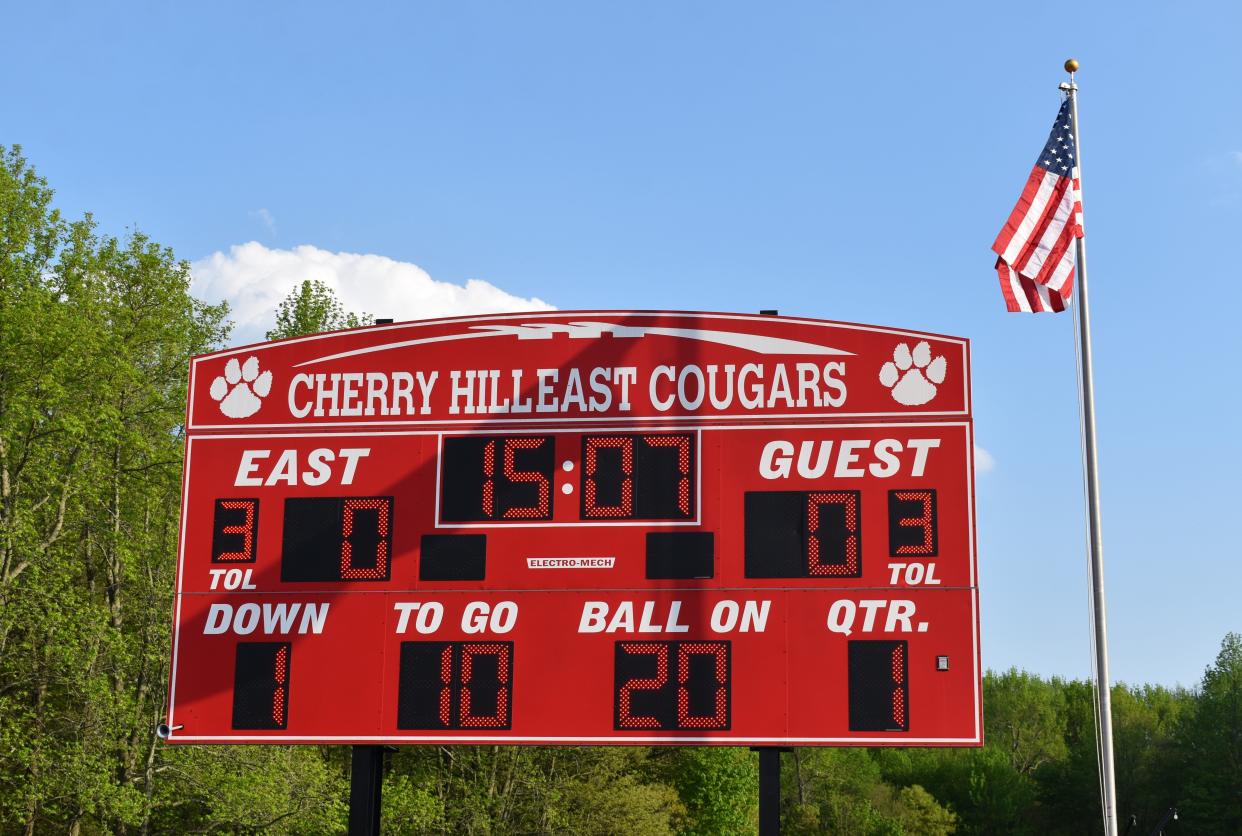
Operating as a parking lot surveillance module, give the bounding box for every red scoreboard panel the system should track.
[165,311,981,745]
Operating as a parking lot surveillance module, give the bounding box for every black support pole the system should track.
[752,746,788,835]
[348,745,384,836]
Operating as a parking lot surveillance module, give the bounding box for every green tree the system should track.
[0,144,233,832]
[782,748,937,835]
[889,784,957,836]
[1026,679,1100,833]
[150,746,347,833]
[651,747,757,835]
[266,278,372,340]
[985,668,1068,775]
[1177,633,1242,834]
[1111,683,1189,831]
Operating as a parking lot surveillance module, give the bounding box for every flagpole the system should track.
[1061,58,1119,836]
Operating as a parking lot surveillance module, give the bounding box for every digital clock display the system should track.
[165,311,981,747]
[439,432,696,523]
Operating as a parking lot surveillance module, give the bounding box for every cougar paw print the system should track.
[209,357,273,419]
[879,341,947,406]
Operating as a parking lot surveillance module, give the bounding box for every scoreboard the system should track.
[163,311,981,745]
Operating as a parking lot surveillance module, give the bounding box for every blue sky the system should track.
[6,1,1240,688]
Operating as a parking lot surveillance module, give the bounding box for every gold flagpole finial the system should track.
[1064,58,1080,73]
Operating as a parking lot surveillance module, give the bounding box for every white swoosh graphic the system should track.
[294,321,853,367]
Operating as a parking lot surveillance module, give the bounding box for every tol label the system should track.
[208,568,257,590]
[887,563,941,585]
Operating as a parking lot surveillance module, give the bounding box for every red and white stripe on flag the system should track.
[993,86,1083,316]
[992,164,1083,313]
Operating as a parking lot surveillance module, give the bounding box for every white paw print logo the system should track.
[879,341,947,406]
[209,356,273,419]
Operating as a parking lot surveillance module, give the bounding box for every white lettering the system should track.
[265,449,298,486]
[392,372,416,415]
[759,440,794,479]
[711,600,739,632]
[613,367,637,411]
[834,440,869,477]
[304,449,334,486]
[235,450,270,487]
[233,603,260,635]
[536,368,558,413]
[869,439,902,477]
[415,371,437,415]
[364,372,390,416]
[650,366,676,411]
[204,603,232,634]
[907,438,940,477]
[339,372,364,416]
[741,600,770,632]
[338,448,370,485]
[822,362,847,407]
[289,374,314,418]
[579,601,609,633]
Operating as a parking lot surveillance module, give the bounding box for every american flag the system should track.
[992,99,1083,313]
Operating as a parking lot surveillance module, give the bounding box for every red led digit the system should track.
[644,435,691,515]
[458,643,512,728]
[806,491,860,576]
[272,645,289,726]
[482,440,495,518]
[891,644,907,728]
[232,642,291,730]
[502,438,550,518]
[214,499,258,562]
[584,436,634,518]
[617,642,669,729]
[676,642,729,729]
[847,639,909,732]
[339,498,390,579]
[893,490,935,555]
[439,645,453,727]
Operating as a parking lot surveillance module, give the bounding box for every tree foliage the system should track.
[0,144,1237,834]
[266,278,371,340]
[1176,633,1242,834]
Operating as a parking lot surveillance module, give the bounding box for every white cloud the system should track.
[248,208,277,237]
[1233,151,1242,166]
[974,444,996,474]
[190,242,554,345]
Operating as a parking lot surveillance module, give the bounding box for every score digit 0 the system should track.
[280,496,394,582]
[614,640,731,731]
